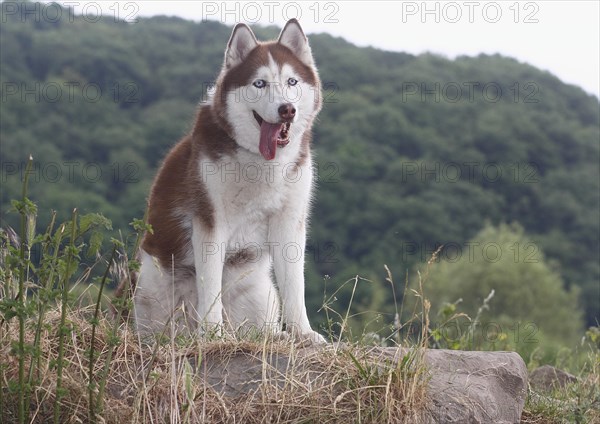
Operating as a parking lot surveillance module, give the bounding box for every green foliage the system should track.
[0,163,116,424]
[423,223,585,361]
[1,2,598,334]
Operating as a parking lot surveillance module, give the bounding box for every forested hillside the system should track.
[1,2,598,335]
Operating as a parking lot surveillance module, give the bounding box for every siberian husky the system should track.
[128,19,324,342]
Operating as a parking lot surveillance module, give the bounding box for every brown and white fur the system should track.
[131,20,324,342]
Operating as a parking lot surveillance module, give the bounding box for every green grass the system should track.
[522,359,600,424]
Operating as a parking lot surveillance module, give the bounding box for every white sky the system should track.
[50,1,599,98]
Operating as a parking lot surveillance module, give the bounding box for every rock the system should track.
[193,345,528,423]
[369,348,527,423]
[529,365,578,392]
[422,349,527,423]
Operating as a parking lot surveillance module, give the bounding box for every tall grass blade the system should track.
[88,244,117,423]
[24,212,59,415]
[53,208,78,424]
[17,155,34,424]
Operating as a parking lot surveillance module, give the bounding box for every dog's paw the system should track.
[301,330,327,345]
[276,328,327,346]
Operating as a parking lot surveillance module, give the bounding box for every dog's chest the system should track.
[201,155,306,228]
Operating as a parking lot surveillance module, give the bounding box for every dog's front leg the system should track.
[269,211,325,343]
[191,218,224,335]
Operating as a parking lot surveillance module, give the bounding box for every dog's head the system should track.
[212,19,322,161]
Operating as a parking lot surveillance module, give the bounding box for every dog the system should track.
[128,19,324,343]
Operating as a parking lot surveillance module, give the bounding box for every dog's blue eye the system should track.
[288,78,298,86]
[253,79,267,88]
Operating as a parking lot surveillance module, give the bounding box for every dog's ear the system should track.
[278,19,314,66]
[225,23,258,69]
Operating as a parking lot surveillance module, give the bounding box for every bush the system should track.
[421,223,584,362]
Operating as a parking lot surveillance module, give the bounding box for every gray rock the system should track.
[193,346,528,423]
[421,349,527,423]
[529,364,578,392]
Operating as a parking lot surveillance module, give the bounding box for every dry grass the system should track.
[0,302,429,424]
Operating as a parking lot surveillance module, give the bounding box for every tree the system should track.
[421,223,584,361]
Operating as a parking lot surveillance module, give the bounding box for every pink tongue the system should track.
[259,121,283,160]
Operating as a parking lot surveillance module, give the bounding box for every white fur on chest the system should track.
[199,147,312,250]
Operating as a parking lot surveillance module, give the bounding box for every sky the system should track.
[53,1,599,98]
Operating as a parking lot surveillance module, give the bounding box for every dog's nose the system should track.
[278,103,296,121]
